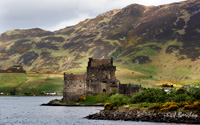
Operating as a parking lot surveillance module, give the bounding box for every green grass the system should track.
[64,67,86,74]
[0,73,63,95]
[79,93,110,105]
[137,42,163,48]
[102,38,121,46]
[135,48,158,56]
[5,29,25,35]
[129,102,156,108]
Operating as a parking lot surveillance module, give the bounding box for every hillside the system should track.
[0,0,200,87]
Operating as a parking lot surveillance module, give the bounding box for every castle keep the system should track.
[63,58,142,103]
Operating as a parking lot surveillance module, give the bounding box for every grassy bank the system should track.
[0,73,63,96]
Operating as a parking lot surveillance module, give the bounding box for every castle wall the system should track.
[63,73,86,103]
[87,66,116,81]
[86,80,119,94]
[118,84,143,97]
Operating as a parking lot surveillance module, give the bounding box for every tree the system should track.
[131,88,168,103]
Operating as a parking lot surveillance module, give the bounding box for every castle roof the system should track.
[90,59,112,67]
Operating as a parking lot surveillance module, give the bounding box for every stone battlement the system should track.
[88,58,113,67]
[64,73,86,80]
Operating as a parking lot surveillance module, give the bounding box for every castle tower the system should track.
[87,58,116,81]
[63,73,86,103]
[86,58,119,94]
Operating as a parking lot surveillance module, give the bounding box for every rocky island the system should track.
[86,107,200,124]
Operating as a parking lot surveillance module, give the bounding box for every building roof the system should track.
[90,59,112,67]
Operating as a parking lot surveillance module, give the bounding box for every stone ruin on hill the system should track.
[63,58,143,103]
[0,65,26,73]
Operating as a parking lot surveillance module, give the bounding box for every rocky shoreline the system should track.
[41,99,104,106]
[86,108,200,124]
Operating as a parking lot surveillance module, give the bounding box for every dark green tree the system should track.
[131,88,168,103]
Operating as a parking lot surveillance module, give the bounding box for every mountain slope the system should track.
[0,0,200,86]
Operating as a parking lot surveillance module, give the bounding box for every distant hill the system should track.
[1,0,200,86]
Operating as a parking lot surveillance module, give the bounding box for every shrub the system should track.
[162,102,178,107]
[193,101,200,110]
[76,95,86,102]
[149,104,162,110]
[193,101,200,107]
[160,102,179,112]
[131,88,168,103]
[107,94,130,106]
[161,107,169,112]
[178,102,190,108]
[168,105,179,111]
[80,95,86,101]
[174,94,189,102]
[176,88,187,95]
[194,90,200,100]
[96,92,109,103]
[104,103,114,110]
[184,104,194,110]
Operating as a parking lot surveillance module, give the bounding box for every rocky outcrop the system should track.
[41,99,104,106]
[86,108,200,124]
[0,65,26,73]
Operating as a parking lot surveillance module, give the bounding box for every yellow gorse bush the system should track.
[162,102,178,108]
[80,95,86,101]
[104,103,114,110]
[150,101,200,112]
[76,95,86,102]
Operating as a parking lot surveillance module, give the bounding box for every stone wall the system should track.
[119,84,143,97]
[87,58,116,81]
[63,73,86,102]
[86,80,119,94]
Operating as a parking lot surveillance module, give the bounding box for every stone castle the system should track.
[63,58,142,103]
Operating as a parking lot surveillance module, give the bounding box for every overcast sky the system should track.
[0,0,186,33]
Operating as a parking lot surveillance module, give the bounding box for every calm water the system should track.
[0,97,187,125]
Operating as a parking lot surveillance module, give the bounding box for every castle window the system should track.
[80,85,81,87]
[68,85,70,88]
[74,85,76,88]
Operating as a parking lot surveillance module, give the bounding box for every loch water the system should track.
[0,97,187,125]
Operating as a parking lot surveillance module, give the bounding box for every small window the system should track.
[80,85,82,87]
[68,85,70,88]
[74,85,76,87]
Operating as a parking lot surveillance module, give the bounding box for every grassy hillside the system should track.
[0,73,63,95]
[0,0,200,93]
